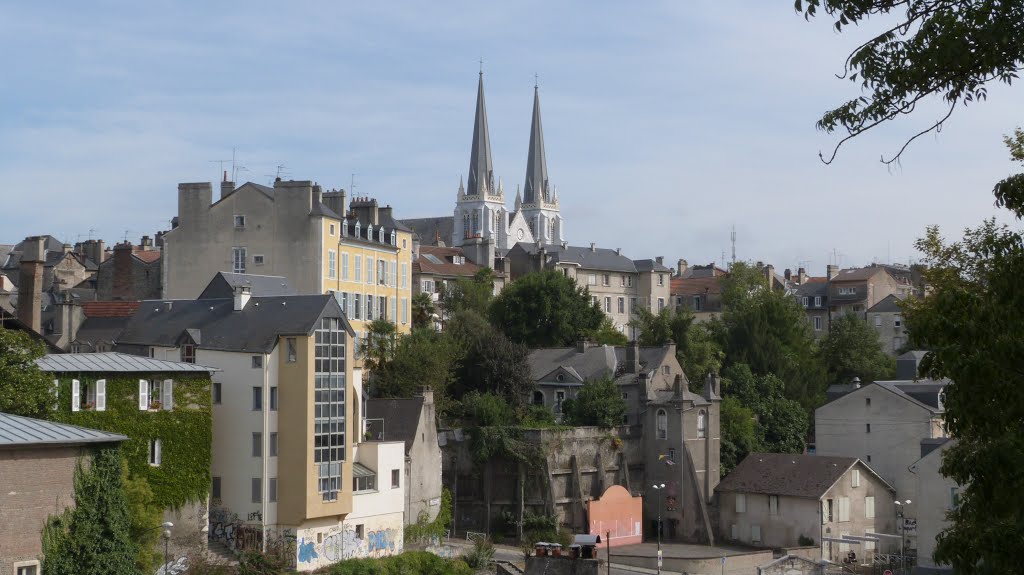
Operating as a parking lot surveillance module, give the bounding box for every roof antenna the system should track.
[730,225,736,266]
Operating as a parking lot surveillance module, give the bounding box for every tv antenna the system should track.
[730,225,736,265]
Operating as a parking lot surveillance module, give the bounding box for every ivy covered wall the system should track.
[51,372,212,509]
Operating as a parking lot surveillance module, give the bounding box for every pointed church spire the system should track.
[457,175,465,199]
[467,71,494,197]
[523,85,549,205]
[515,185,522,211]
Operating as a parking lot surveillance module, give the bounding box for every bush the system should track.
[326,551,472,575]
[463,537,495,569]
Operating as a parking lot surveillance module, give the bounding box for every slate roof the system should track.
[401,216,455,245]
[528,346,617,381]
[365,396,425,455]
[716,453,887,499]
[0,412,127,447]
[831,267,889,282]
[875,380,948,410]
[867,294,903,313]
[516,243,638,273]
[633,259,672,273]
[117,294,349,353]
[198,272,296,299]
[73,317,131,349]
[37,352,216,373]
[414,246,482,278]
[794,281,828,298]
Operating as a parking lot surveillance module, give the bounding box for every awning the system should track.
[352,462,375,477]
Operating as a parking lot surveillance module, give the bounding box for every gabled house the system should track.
[909,439,958,574]
[866,294,907,355]
[793,278,829,338]
[827,265,905,321]
[716,453,897,562]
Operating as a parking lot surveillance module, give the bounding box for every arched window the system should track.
[494,211,501,232]
[463,212,471,238]
[532,390,544,406]
[471,210,480,234]
[697,410,707,438]
[656,409,668,440]
[549,219,555,239]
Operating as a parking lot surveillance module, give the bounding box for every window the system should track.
[663,365,671,375]
[401,297,408,324]
[630,297,638,311]
[137,379,168,411]
[604,297,611,312]
[769,495,779,515]
[315,317,346,500]
[252,432,262,457]
[697,410,706,438]
[329,223,336,236]
[823,498,833,523]
[15,563,39,575]
[658,297,665,312]
[366,295,374,320]
[252,387,263,410]
[838,286,856,295]
[287,338,297,362]
[656,409,668,440]
[180,343,196,364]
[735,493,747,513]
[667,448,676,461]
[627,276,633,287]
[212,476,221,500]
[693,295,703,312]
[865,496,875,518]
[353,292,362,320]
[814,296,822,307]
[353,474,376,492]
[852,469,860,487]
[658,274,665,286]
[251,478,261,503]
[72,378,106,412]
[366,256,373,284]
[232,247,246,274]
[270,386,278,411]
[838,496,850,522]
[328,250,337,278]
[234,215,246,228]
[355,255,362,283]
[802,296,809,307]
[379,296,388,320]
[813,316,822,331]
[602,274,610,286]
[343,221,349,236]
[532,390,544,405]
[555,390,566,413]
[588,274,597,285]
[874,314,882,327]
[866,423,871,433]
[355,524,365,539]
[618,297,625,313]
[213,382,222,404]
[149,439,162,466]
[342,253,350,280]
[894,314,902,328]
[401,263,408,288]
[251,355,263,368]
[866,397,871,406]
[270,432,278,456]
[253,254,265,265]
[392,469,400,488]
[269,478,277,503]
[620,275,626,287]
[378,259,387,285]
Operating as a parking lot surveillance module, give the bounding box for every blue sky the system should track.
[1,1,1020,274]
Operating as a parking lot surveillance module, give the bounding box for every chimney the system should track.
[590,242,596,252]
[656,256,664,266]
[626,341,640,374]
[827,264,839,280]
[112,242,134,300]
[350,197,380,226]
[141,236,153,251]
[379,205,393,223]
[82,239,106,264]
[798,267,807,284]
[220,171,235,200]
[784,268,792,281]
[312,184,323,209]
[616,248,621,255]
[673,374,683,399]
[419,387,434,406]
[852,376,862,389]
[677,259,688,277]
[765,264,774,286]
[576,339,589,354]
[17,236,45,332]
[233,285,252,311]
[62,243,72,255]
[322,189,348,218]
[704,372,720,400]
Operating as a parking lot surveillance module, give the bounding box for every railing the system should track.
[466,531,487,542]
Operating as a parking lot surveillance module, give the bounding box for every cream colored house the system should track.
[716,453,897,563]
[117,288,404,569]
[815,377,948,552]
[909,439,958,574]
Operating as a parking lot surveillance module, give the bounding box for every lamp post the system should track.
[146,521,173,574]
[894,499,911,574]
[652,483,666,575]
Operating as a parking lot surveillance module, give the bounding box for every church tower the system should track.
[518,85,563,245]
[452,71,507,251]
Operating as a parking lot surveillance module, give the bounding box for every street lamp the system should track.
[160,521,174,574]
[652,483,666,575]
[894,500,911,574]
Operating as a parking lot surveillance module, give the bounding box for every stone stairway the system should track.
[204,540,238,565]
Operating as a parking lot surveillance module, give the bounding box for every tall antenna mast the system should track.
[730,225,737,265]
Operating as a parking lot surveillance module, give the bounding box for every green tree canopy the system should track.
[819,312,896,386]
[448,311,535,409]
[903,136,1024,574]
[489,270,604,347]
[721,363,809,455]
[797,0,1024,165]
[628,307,724,388]
[0,326,54,419]
[586,317,629,346]
[371,327,459,411]
[441,267,495,321]
[360,319,398,372]
[720,396,758,475]
[411,292,436,329]
[562,377,627,428]
[42,447,139,575]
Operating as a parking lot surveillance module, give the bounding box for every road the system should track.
[451,541,663,575]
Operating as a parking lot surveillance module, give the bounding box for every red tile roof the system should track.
[670,275,723,296]
[415,246,482,278]
[132,250,161,263]
[83,301,141,318]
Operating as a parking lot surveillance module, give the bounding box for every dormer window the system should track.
[366,224,373,239]
[342,220,349,236]
[390,231,396,245]
[355,222,361,238]
[378,227,386,243]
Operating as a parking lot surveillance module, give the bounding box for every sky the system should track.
[1,1,1021,274]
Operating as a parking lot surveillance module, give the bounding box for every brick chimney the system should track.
[140,235,153,251]
[112,242,134,300]
[350,197,380,226]
[220,171,234,200]
[656,256,664,266]
[17,236,45,332]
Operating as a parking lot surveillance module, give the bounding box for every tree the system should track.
[411,292,436,329]
[720,397,758,475]
[371,327,459,410]
[717,263,826,409]
[819,312,896,386]
[562,377,627,428]
[441,267,495,321]
[628,307,675,346]
[360,319,398,372]
[489,270,604,347]
[122,463,162,572]
[721,363,809,455]
[447,311,535,409]
[797,0,1024,164]
[586,317,629,346]
[679,322,724,389]
[0,326,54,419]
[42,447,139,575]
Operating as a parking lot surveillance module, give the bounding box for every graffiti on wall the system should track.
[296,523,402,569]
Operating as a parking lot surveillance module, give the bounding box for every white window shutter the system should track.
[163,379,174,410]
[139,379,149,410]
[865,496,875,519]
[72,379,80,412]
[96,379,106,411]
[156,439,162,465]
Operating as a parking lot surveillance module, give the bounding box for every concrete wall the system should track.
[910,441,957,573]
[815,383,942,547]
[525,556,599,575]
[96,250,161,301]
[407,393,443,524]
[611,548,774,575]
[869,310,906,356]
[0,445,86,574]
